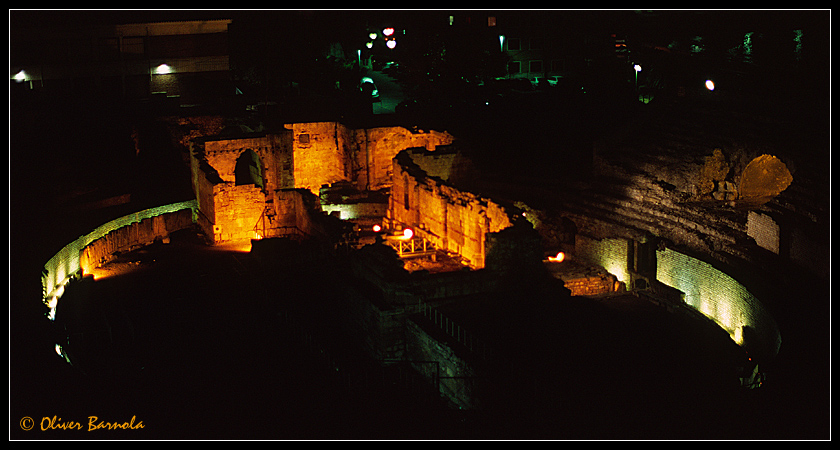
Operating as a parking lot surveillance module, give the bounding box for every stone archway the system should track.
[234,149,264,189]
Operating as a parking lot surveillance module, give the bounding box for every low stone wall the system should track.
[41,200,197,303]
[79,208,195,274]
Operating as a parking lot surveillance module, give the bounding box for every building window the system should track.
[299,133,310,145]
[487,16,496,27]
[529,60,543,73]
[508,61,521,75]
[507,37,521,51]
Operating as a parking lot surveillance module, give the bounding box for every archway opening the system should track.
[234,149,264,189]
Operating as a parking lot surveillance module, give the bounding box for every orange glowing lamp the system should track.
[403,228,413,239]
[548,251,566,263]
[373,224,382,232]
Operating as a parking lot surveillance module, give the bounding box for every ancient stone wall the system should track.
[41,200,197,303]
[747,211,780,254]
[390,148,514,269]
[211,183,265,242]
[356,127,455,191]
[79,209,195,275]
[655,247,781,360]
[288,122,354,194]
[574,235,632,287]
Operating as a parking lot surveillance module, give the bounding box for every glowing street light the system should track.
[705,79,715,91]
[154,64,171,75]
[382,27,395,36]
[13,70,27,82]
[633,64,641,91]
[386,39,397,49]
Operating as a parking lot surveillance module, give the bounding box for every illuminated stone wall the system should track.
[655,247,781,359]
[202,134,291,193]
[574,235,632,287]
[563,275,617,297]
[288,122,354,194]
[79,209,194,275]
[211,183,266,242]
[358,127,455,190]
[189,123,453,243]
[41,200,197,303]
[390,148,514,269]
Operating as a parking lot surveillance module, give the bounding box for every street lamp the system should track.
[705,79,715,91]
[633,64,642,90]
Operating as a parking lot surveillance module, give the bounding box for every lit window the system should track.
[488,16,496,27]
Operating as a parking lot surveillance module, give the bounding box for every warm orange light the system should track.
[373,224,382,232]
[403,228,414,239]
[548,251,565,263]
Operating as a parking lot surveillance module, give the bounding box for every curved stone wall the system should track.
[40,200,198,309]
[655,247,782,359]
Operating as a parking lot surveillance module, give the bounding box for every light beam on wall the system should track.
[154,64,172,75]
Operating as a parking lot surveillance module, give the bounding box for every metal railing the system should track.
[415,299,491,362]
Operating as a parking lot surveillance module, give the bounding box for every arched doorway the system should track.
[234,149,264,189]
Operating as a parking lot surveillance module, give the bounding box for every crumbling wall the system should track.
[203,135,287,193]
[355,127,455,191]
[747,211,780,254]
[288,122,355,194]
[211,183,265,242]
[390,148,513,269]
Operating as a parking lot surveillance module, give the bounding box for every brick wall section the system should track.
[575,235,631,286]
[655,247,781,359]
[747,211,780,254]
[390,148,514,269]
[563,276,616,297]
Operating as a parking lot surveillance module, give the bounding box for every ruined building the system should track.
[189,122,454,244]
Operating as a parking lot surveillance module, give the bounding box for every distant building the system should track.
[10,18,233,106]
